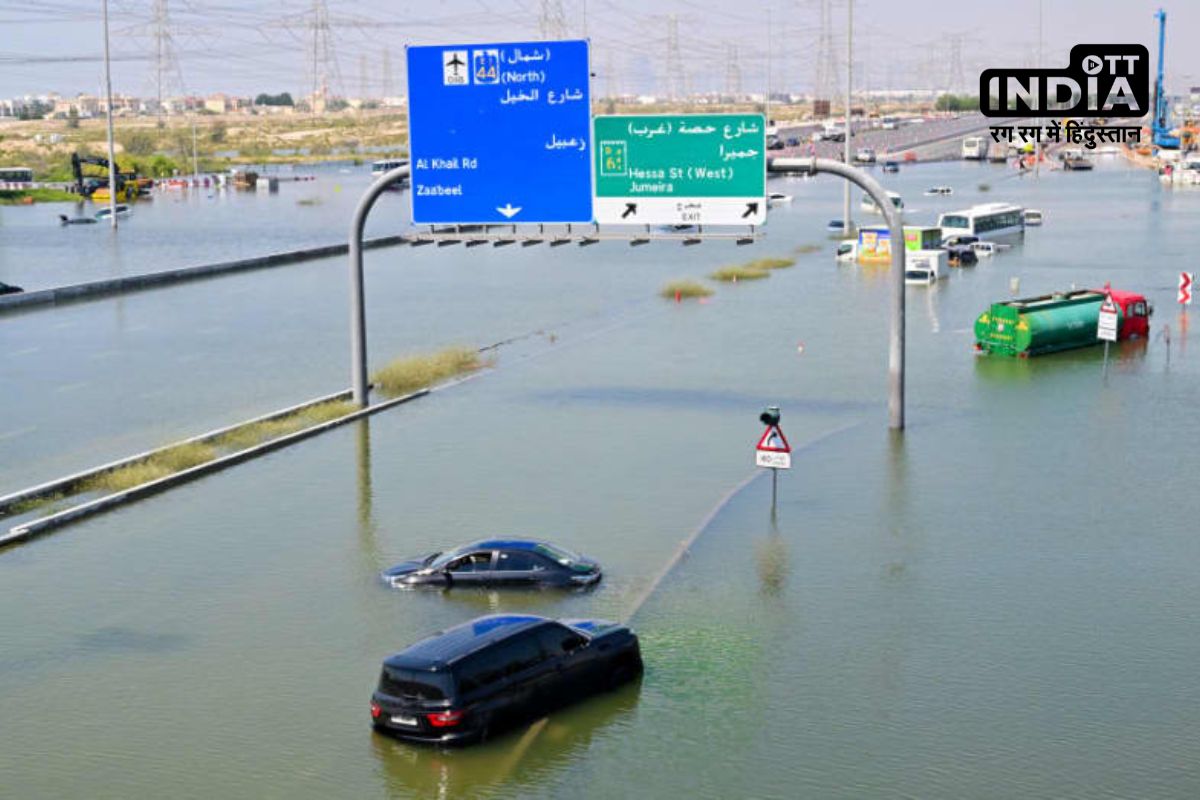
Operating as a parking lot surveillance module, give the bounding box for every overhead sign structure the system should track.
[1097,294,1119,343]
[1180,272,1193,305]
[406,40,593,225]
[593,114,767,226]
[755,424,792,470]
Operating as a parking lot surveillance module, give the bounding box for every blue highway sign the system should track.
[406,40,593,225]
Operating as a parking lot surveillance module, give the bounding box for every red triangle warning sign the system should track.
[756,424,791,453]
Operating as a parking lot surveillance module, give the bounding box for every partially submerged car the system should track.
[382,539,601,589]
[371,613,643,744]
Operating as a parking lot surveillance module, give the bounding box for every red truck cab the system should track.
[1097,289,1152,340]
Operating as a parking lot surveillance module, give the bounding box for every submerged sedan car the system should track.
[381,539,602,589]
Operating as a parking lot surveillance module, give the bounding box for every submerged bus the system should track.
[961,136,988,160]
[937,203,1024,241]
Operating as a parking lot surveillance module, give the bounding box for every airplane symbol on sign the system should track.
[445,53,465,75]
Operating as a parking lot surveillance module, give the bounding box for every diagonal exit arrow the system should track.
[622,202,637,219]
[742,202,759,218]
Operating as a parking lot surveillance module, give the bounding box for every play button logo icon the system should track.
[1082,54,1104,75]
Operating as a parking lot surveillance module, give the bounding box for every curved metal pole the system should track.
[349,164,411,407]
[102,0,119,228]
[768,156,905,430]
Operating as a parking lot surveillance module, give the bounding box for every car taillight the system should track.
[425,709,465,728]
[370,701,382,719]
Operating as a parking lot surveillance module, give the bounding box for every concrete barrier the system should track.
[1,388,430,548]
[0,388,354,515]
[0,234,408,315]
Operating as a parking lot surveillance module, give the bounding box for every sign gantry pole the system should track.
[768,156,905,430]
[349,164,411,407]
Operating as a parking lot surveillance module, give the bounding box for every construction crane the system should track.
[1153,8,1180,149]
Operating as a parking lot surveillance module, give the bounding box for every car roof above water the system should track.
[458,538,552,552]
[385,614,549,672]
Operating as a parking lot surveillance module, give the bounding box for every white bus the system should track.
[961,136,988,160]
[371,158,409,190]
[937,203,1025,241]
[860,191,904,216]
[0,166,34,186]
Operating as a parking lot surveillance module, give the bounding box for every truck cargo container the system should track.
[856,225,942,264]
[974,289,1151,357]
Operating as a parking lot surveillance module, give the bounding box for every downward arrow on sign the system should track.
[496,203,522,219]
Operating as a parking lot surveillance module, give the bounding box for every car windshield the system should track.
[420,552,442,566]
[427,550,466,569]
[533,543,585,567]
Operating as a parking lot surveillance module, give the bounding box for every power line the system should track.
[538,0,567,40]
[664,14,684,99]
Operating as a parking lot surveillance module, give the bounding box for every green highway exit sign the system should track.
[593,113,766,226]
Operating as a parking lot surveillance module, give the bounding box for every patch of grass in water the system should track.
[710,264,770,282]
[793,244,821,255]
[82,442,217,493]
[7,491,69,516]
[214,399,356,451]
[745,256,796,270]
[296,197,322,206]
[0,188,79,205]
[659,279,714,300]
[978,182,991,192]
[371,346,486,398]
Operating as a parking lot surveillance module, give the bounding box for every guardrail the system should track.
[0,386,430,549]
[0,234,407,315]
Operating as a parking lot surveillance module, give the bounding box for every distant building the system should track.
[204,93,231,114]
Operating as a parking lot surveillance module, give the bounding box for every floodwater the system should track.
[3,156,1200,799]
[0,162,399,291]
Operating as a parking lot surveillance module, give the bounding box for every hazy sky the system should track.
[2,0,1197,100]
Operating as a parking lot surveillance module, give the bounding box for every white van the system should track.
[905,250,948,284]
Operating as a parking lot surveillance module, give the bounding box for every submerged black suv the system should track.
[370,614,642,745]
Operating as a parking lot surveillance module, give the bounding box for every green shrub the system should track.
[660,279,714,299]
[371,347,484,398]
[710,264,770,282]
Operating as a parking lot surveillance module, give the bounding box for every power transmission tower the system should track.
[725,43,743,99]
[814,0,838,102]
[946,34,965,95]
[308,0,341,114]
[382,47,393,99]
[359,53,368,101]
[539,0,568,40]
[151,0,179,127]
[665,14,685,100]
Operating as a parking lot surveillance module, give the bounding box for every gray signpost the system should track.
[768,156,905,430]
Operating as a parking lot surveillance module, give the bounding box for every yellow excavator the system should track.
[71,153,149,202]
